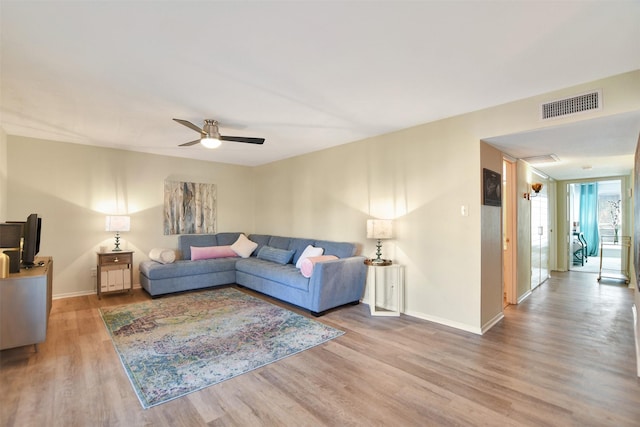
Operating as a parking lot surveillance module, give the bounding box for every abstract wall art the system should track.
[164,181,217,235]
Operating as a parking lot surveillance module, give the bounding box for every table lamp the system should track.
[366,219,393,264]
[105,215,130,252]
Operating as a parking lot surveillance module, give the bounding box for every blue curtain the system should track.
[579,183,599,256]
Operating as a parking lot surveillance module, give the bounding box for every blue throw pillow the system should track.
[257,246,295,265]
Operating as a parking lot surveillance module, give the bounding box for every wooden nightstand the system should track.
[97,251,133,299]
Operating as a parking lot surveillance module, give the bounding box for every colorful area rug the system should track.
[99,287,343,408]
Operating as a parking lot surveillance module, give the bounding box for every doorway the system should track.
[568,179,623,274]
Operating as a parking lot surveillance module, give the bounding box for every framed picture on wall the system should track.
[483,168,501,207]
[163,180,217,235]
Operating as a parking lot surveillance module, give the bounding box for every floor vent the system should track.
[541,90,601,120]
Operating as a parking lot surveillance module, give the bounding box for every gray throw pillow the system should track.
[257,246,295,265]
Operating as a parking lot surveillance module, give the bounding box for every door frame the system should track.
[567,178,625,272]
[503,157,517,305]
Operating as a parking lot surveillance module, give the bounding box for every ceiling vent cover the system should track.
[541,90,601,120]
[522,154,560,164]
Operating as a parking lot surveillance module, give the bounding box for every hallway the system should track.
[494,270,638,425]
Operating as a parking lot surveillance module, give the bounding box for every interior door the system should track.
[531,181,549,289]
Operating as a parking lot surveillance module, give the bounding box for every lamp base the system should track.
[112,233,123,251]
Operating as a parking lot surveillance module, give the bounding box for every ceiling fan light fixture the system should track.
[200,119,222,148]
[173,117,265,148]
[200,137,222,149]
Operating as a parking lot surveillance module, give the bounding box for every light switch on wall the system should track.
[461,205,468,216]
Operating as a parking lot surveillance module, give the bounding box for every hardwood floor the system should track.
[1,272,638,426]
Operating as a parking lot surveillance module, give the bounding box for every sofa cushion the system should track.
[231,234,259,258]
[268,236,291,251]
[236,258,309,291]
[179,235,217,260]
[248,234,271,256]
[216,232,243,246]
[191,245,237,260]
[314,240,357,258]
[140,258,237,280]
[257,246,295,265]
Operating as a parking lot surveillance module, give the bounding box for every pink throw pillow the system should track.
[191,245,238,261]
[300,255,338,278]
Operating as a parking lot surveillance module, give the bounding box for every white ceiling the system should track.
[1,1,639,180]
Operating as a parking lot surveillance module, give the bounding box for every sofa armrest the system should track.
[308,256,367,313]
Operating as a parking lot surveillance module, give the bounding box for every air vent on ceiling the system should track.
[541,90,601,120]
[522,154,560,164]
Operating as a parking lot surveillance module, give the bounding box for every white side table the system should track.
[365,261,404,316]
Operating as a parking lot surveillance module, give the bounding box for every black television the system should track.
[0,222,24,273]
[22,213,42,268]
[0,222,23,248]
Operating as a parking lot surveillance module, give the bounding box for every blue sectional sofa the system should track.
[139,232,367,316]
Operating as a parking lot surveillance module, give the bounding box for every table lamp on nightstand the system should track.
[105,215,130,252]
[366,219,393,265]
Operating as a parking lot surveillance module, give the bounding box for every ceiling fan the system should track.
[173,118,265,148]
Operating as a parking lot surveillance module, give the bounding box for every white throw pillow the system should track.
[230,234,258,258]
[295,245,324,268]
[148,248,176,264]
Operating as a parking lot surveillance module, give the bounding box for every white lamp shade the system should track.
[367,219,393,239]
[105,215,131,232]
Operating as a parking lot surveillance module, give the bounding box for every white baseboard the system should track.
[403,309,483,335]
[53,283,141,300]
[517,290,532,304]
[52,290,94,300]
[481,312,504,334]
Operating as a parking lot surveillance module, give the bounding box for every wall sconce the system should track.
[105,215,131,251]
[523,183,543,200]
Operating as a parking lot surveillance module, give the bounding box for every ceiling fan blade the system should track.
[220,135,265,144]
[179,139,201,147]
[173,118,205,135]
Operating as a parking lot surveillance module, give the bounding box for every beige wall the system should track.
[253,70,640,333]
[254,119,485,331]
[480,142,503,330]
[6,137,255,297]
[4,70,639,332]
[0,128,7,221]
[516,160,534,303]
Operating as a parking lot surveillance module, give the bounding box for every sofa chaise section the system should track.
[139,233,241,297]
